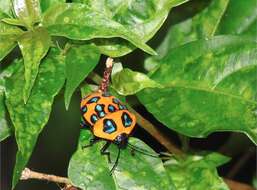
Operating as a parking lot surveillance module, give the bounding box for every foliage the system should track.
[0,0,256,189]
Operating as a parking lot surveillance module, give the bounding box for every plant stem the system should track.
[128,105,183,155]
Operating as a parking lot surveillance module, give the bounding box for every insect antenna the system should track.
[127,143,160,158]
[110,147,121,174]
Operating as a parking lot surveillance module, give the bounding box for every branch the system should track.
[224,178,256,190]
[20,168,78,190]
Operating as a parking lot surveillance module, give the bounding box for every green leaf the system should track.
[138,36,257,144]
[42,3,157,56]
[217,0,257,35]
[68,130,175,190]
[40,0,65,12]
[0,91,11,141]
[112,68,163,96]
[146,0,229,65]
[18,27,51,103]
[165,153,230,190]
[13,0,42,28]
[5,48,65,188]
[0,0,13,17]
[2,18,28,27]
[64,44,100,109]
[74,0,188,57]
[0,16,24,62]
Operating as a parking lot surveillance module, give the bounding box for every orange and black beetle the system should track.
[80,92,136,150]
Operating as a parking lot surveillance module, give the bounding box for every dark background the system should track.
[1,0,256,189]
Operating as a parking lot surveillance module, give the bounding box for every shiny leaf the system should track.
[146,0,229,66]
[13,0,41,28]
[112,68,163,96]
[68,130,175,190]
[64,44,100,109]
[5,48,65,188]
[18,27,51,102]
[42,3,156,56]
[138,36,257,144]
[74,0,189,57]
[217,0,257,35]
[165,153,230,190]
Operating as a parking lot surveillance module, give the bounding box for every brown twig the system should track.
[224,178,256,190]
[128,105,183,155]
[20,168,77,189]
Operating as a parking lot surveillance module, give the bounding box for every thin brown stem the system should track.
[224,178,256,190]
[128,106,183,155]
[21,168,71,185]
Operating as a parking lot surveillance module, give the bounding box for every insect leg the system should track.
[100,142,111,163]
[82,136,100,149]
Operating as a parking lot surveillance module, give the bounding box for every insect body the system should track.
[80,92,136,149]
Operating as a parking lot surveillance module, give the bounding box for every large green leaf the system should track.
[42,3,156,56]
[68,130,175,190]
[112,68,162,96]
[64,44,100,109]
[5,48,65,188]
[165,153,230,190]
[217,0,257,35]
[138,36,257,144]
[146,0,229,66]
[13,0,42,28]
[18,27,51,102]
[74,0,189,57]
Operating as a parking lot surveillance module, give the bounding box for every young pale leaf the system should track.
[112,68,162,96]
[64,44,100,109]
[74,0,188,57]
[0,15,24,62]
[12,0,41,28]
[68,130,175,190]
[42,3,156,56]
[40,0,65,12]
[165,153,230,190]
[17,27,51,103]
[0,91,11,142]
[146,0,229,65]
[138,36,257,144]
[217,0,257,35]
[5,48,65,188]
[0,0,13,17]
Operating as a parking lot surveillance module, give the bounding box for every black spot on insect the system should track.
[118,104,127,110]
[95,104,105,112]
[90,114,98,124]
[87,96,100,104]
[81,105,87,113]
[121,112,132,127]
[103,119,117,134]
[80,117,90,128]
[112,98,120,104]
[108,104,116,112]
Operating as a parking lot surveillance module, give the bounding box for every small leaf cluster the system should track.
[0,0,256,190]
